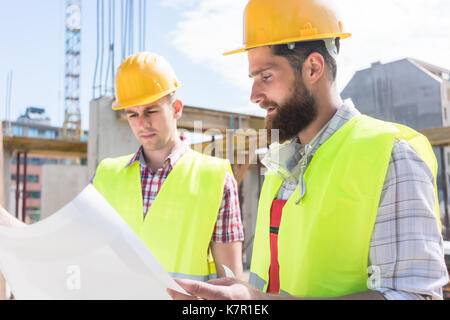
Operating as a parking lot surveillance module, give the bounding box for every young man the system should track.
[0,52,244,281]
[93,52,244,280]
[169,0,449,299]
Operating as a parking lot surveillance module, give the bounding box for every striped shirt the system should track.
[266,100,449,299]
[125,138,244,243]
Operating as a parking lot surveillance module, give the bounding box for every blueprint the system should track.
[0,184,187,300]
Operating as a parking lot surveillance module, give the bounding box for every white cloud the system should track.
[161,0,199,9]
[336,0,450,90]
[169,0,450,103]
[167,0,255,113]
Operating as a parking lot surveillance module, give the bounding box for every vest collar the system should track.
[125,136,189,170]
[261,99,361,185]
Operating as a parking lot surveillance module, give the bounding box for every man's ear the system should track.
[173,99,184,119]
[302,52,325,85]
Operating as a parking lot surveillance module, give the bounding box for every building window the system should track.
[45,130,56,139]
[12,157,66,166]
[26,191,41,199]
[445,108,448,121]
[45,158,59,165]
[29,157,47,165]
[11,174,39,183]
[11,125,24,136]
[81,131,88,142]
[27,128,39,138]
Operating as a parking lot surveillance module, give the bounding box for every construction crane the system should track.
[63,0,149,133]
[63,0,82,140]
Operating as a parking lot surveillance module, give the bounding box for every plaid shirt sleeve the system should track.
[211,171,244,243]
[370,139,449,300]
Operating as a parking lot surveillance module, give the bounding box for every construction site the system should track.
[0,0,449,301]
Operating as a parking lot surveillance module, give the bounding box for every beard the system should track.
[264,78,317,144]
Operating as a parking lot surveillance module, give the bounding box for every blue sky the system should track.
[1,0,449,130]
[0,0,253,129]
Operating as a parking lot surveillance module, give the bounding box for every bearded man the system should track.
[169,0,449,300]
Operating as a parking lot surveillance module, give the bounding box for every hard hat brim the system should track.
[223,33,351,56]
[112,87,180,111]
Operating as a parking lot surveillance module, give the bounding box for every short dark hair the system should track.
[271,39,340,82]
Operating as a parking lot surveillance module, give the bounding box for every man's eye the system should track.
[262,74,271,81]
[127,114,137,118]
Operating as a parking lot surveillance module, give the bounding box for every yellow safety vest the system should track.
[250,115,440,297]
[93,149,232,281]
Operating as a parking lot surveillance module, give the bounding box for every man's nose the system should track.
[250,81,264,105]
[138,114,151,128]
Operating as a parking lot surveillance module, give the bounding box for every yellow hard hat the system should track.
[224,0,351,55]
[112,52,181,110]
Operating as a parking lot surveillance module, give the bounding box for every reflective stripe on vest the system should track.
[249,272,266,291]
[250,115,440,298]
[93,149,232,280]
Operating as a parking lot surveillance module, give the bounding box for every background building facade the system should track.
[341,58,450,236]
[2,107,87,222]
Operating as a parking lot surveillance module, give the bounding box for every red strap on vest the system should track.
[267,200,287,294]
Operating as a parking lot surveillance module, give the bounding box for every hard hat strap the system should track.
[287,38,338,59]
[323,38,338,59]
[287,43,296,50]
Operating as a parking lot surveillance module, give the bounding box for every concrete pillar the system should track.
[41,165,89,219]
[240,165,261,269]
[0,121,6,300]
[88,96,140,179]
[2,150,11,213]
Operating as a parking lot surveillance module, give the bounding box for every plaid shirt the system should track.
[268,100,449,300]
[125,138,244,243]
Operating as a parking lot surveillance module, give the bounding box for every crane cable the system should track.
[93,0,148,99]
[121,0,128,61]
[128,0,134,57]
[143,0,147,51]
[104,0,115,96]
[98,0,105,96]
[139,0,143,52]
[92,0,101,99]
